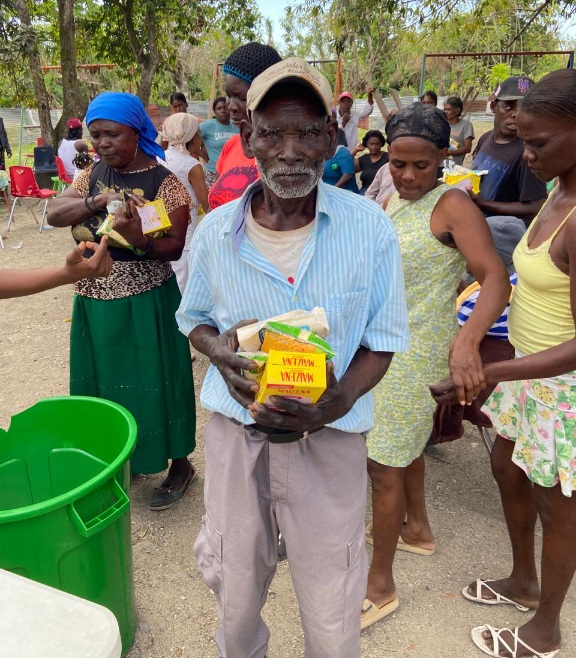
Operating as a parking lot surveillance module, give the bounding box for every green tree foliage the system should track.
[82,0,261,106]
[0,6,37,107]
[283,1,407,94]
[0,0,262,142]
[488,63,512,89]
[0,0,573,125]
[291,0,572,97]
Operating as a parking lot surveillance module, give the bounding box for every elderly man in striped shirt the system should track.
[176,58,409,658]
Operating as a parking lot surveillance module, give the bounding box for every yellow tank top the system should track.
[510,197,576,355]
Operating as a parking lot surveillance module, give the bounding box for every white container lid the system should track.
[0,569,122,658]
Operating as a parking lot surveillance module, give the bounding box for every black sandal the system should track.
[149,465,196,511]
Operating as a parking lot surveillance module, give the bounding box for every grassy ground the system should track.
[4,144,39,167]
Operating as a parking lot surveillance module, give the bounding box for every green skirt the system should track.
[70,276,196,474]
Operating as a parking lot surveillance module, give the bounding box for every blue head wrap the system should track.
[85,92,165,161]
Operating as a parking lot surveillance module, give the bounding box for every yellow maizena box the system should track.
[138,199,172,235]
[256,350,326,406]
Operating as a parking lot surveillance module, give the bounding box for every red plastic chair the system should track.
[53,155,73,191]
[7,166,58,233]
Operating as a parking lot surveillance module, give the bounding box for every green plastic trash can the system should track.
[0,397,137,656]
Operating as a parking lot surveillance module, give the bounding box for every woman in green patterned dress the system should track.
[362,103,510,629]
[47,92,196,511]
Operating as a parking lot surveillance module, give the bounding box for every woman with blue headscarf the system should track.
[48,92,197,510]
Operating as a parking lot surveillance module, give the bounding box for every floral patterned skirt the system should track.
[482,353,576,497]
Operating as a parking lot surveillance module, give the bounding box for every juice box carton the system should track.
[256,349,326,405]
[444,170,482,194]
[443,165,487,195]
[138,199,172,235]
[96,214,132,249]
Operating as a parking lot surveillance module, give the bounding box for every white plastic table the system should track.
[0,569,122,658]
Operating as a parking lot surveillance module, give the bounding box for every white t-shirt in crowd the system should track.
[336,102,373,149]
[163,146,201,231]
[58,138,79,179]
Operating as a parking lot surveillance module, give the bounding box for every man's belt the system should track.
[249,423,324,444]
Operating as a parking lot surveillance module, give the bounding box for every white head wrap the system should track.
[161,113,199,152]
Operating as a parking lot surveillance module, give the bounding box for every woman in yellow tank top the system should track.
[455,70,576,658]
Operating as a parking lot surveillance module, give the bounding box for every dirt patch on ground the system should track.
[1,193,574,658]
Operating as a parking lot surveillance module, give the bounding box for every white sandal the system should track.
[462,579,531,612]
[471,625,560,658]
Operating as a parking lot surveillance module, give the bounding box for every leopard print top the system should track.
[71,162,190,300]
[74,260,174,300]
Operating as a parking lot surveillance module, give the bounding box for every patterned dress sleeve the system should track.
[157,173,191,215]
[72,169,90,198]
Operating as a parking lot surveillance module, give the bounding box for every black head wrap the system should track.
[222,42,282,84]
[386,103,450,150]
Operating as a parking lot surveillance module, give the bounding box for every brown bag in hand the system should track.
[429,336,515,444]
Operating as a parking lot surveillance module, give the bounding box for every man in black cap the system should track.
[470,75,547,225]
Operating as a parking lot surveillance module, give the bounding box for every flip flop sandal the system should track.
[366,523,436,555]
[360,597,399,631]
[462,579,531,612]
[396,536,436,556]
[149,465,197,511]
[365,522,374,545]
[471,625,560,658]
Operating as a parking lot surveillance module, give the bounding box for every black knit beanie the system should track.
[222,42,282,84]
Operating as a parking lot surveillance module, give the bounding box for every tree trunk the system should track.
[170,44,192,98]
[137,61,156,107]
[119,0,160,107]
[136,4,160,106]
[13,0,55,146]
[55,0,87,145]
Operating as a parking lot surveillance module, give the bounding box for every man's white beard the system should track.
[256,158,324,199]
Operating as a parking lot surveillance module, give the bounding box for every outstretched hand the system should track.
[65,235,112,281]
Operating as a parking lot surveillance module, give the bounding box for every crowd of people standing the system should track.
[4,40,576,658]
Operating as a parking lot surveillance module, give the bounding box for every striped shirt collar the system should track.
[227,179,331,250]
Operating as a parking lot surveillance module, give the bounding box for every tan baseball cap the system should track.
[247,57,333,117]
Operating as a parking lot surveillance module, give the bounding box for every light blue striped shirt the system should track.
[177,180,409,433]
